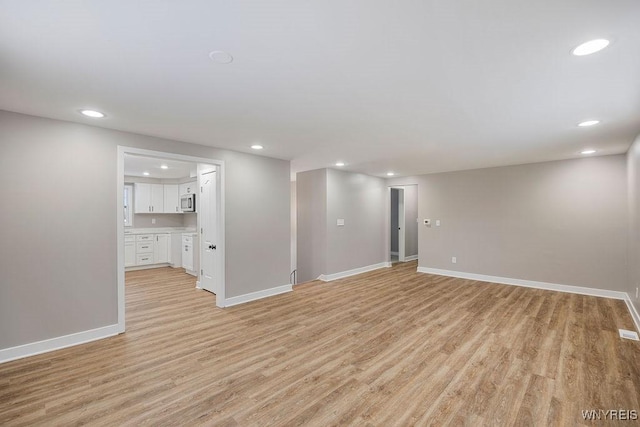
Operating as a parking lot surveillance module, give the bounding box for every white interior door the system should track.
[398,188,406,262]
[199,166,218,294]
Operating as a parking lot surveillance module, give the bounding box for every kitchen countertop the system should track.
[124,227,196,235]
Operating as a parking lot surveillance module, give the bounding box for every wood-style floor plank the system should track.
[1,262,639,426]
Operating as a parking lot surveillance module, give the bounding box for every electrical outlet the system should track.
[452,256,457,264]
[152,218,156,225]
[636,286,639,299]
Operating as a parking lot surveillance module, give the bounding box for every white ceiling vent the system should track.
[619,329,639,341]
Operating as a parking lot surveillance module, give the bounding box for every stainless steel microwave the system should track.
[180,193,196,212]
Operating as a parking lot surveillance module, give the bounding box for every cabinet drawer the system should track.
[136,242,154,253]
[124,235,135,243]
[136,253,154,265]
[136,234,154,241]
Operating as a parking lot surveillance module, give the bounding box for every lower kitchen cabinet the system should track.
[154,234,170,264]
[125,232,172,269]
[124,235,136,267]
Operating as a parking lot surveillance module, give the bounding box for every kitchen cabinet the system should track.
[182,233,199,276]
[124,235,136,267]
[125,232,172,269]
[134,183,164,213]
[179,181,197,196]
[182,234,194,271]
[154,234,170,264]
[135,235,154,265]
[163,184,180,214]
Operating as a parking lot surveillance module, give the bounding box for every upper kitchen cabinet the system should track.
[179,181,197,196]
[163,184,180,214]
[134,183,164,213]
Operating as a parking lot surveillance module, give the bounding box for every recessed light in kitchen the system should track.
[209,50,234,64]
[386,172,395,176]
[160,165,168,169]
[581,149,596,155]
[572,39,610,56]
[79,109,105,118]
[335,162,345,167]
[143,172,150,176]
[578,120,600,127]
[251,144,264,150]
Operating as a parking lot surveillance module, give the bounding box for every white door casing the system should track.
[398,188,405,262]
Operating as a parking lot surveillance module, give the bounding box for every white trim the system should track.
[624,297,640,334]
[416,267,628,300]
[0,324,120,364]
[319,262,392,282]
[404,255,418,262]
[224,284,292,307]
[125,263,171,272]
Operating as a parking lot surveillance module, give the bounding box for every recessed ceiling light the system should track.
[335,162,345,167]
[386,172,395,176]
[572,39,610,56]
[251,144,264,150]
[160,165,168,169]
[578,120,600,127]
[79,109,105,118]
[209,50,234,64]
[143,172,150,176]
[581,149,596,155]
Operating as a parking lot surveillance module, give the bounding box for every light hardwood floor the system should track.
[1,262,639,426]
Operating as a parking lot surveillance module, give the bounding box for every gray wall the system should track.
[0,110,290,350]
[296,169,327,283]
[296,168,387,281]
[388,155,628,291]
[325,169,386,274]
[390,189,399,253]
[628,135,640,312]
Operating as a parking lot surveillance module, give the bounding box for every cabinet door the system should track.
[150,184,164,213]
[179,181,197,196]
[154,234,169,263]
[182,236,194,271]
[134,183,151,213]
[124,242,136,267]
[163,184,180,214]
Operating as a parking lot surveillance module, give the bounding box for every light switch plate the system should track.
[436,220,441,226]
[337,218,345,226]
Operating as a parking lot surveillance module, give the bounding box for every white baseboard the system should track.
[416,267,628,300]
[624,297,640,334]
[0,324,121,365]
[404,255,418,262]
[224,284,292,307]
[125,263,171,272]
[319,262,392,282]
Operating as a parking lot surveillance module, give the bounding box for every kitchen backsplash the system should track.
[131,214,186,228]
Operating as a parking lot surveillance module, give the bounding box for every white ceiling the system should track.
[1,1,639,178]
[124,154,196,179]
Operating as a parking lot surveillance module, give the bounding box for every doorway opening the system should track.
[389,185,418,264]
[117,147,225,333]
